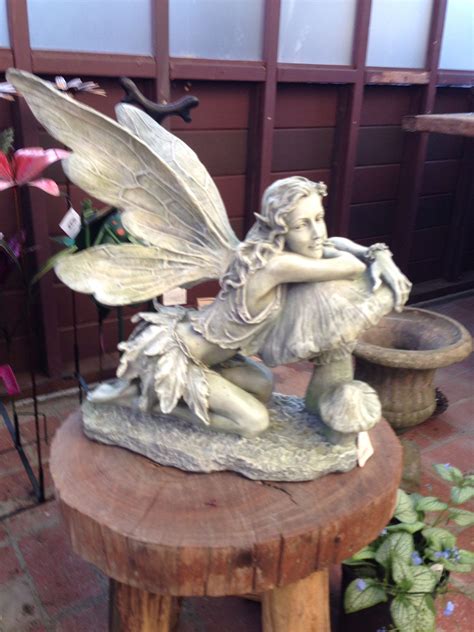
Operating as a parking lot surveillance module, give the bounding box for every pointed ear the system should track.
[254,212,271,228]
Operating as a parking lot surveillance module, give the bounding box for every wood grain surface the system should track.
[50,410,402,597]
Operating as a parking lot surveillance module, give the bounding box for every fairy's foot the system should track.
[88,378,139,405]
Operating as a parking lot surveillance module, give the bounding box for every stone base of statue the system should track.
[82,394,362,482]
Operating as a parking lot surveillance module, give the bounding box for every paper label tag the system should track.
[59,207,81,239]
[357,431,374,467]
[0,364,21,396]
[162,287,187,306]
[197,297,214,310]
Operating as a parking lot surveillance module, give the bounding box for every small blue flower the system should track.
[380,528,388,536]
[443,601,455,616]
[376,628,387,632]
[434,551,443,559]
[411,551,423,565]
[443,463,451,469]
[356,579,367,591]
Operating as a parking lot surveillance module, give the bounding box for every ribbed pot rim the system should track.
[354,307,473,369]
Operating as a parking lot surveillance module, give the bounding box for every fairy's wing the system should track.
[7,69,239,296]
[54,244,215,306]
[115,103,236,252]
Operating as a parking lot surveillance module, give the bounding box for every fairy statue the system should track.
[8,69,411,478]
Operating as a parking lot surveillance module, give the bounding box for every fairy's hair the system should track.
[220,176,327,293]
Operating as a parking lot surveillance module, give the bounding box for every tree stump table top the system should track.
[50,410,402,597]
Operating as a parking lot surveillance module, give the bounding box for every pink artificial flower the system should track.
[0,147,70,196]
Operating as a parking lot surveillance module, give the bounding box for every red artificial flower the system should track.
[0,147,70,196]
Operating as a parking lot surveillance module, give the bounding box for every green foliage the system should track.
[343,464,474,631]
[0,127,14,154]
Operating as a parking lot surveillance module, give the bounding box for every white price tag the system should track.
[59,207,81,239]
[197,297,214,309]
[357,431,374,467]
[162,287,187,306]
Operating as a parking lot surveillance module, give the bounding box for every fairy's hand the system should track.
[369,251,412,311]
[322,244,342,258]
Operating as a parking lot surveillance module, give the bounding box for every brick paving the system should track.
[0,293,472,631]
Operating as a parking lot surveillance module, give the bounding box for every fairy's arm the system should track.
[262,251,366,286]
[329,237,412,312]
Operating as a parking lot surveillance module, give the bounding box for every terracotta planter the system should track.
[354,307,472,429]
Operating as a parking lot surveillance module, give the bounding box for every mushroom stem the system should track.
[305,355,354,414]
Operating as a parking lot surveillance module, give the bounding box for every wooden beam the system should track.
[153,0,170,106]
[244,0,280,231]
[170,58,266,82]
[7,0,62,376]
[365,69,430,85]
[277,64,356,84]
[403,112,474,137]
[437,70,474,86]
[31,51,155,78]
[327,0,372,236]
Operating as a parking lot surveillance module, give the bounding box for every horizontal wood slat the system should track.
[173,129,248,176]
[365,69,429,85]
[408,259,444,284]
[415,194,453,229]
[277,64,357,84]
[32,51,156,78]
[360,86,415,126]
[275,85,338,128]
[421,160,460,195]
[356,127,404,166]
[272,128,335,172]
[349,201,395,240]
[426,133,464,161]
[170,58,266,82]
[170,81,252,130]
[410,226,448,262]
[352,165,400,204]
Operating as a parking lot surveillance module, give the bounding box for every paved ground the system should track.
[0,293,472,631]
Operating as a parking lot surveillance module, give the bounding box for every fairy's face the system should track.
[284,193,327,259]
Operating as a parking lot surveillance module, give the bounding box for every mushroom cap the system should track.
[318,380,381,433]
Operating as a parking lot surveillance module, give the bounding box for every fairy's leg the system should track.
[216,356,273,403]
[206,372,270,437]
[169,366,270,437]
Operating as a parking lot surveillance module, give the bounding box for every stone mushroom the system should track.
[318,380,382,447]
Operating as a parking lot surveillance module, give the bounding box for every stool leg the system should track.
[261,569,330,632]
[109,579,179,632]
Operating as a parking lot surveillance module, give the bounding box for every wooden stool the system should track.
[50,411,402,631]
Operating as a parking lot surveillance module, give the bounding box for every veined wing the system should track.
[116,103,238,251]
[55,244,210,306]
[7,69,238,281]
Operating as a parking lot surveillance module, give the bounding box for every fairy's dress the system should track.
[116,260,394,423]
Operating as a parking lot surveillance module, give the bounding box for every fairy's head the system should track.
[253,177,328,254]
[221,177,328,291]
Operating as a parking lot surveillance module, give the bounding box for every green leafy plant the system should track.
[343,464,474,631]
